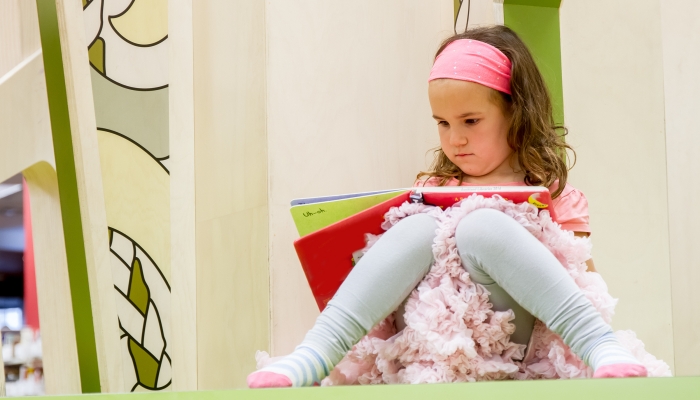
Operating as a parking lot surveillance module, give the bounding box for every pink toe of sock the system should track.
[593,364,648,378]
[247,371,293,388]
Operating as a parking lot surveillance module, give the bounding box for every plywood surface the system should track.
[560,0,674,369]
[659,0,700,376]
[0,51,54,181]
[192,0,269,389]
[0,3,81,393]
[54,0,124,391]
[168,0,198,392]
[0,2,51,182]
[24,163,82,395]
[0,0,41,79]
[266,0,454,355]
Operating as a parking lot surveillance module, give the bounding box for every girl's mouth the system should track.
[456,153,473,157]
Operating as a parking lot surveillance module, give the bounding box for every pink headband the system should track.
[428,39,512,95]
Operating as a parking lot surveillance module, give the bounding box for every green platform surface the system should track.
[42,377,700,400]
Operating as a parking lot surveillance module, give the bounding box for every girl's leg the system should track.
[455,208,646,377]
[248,213,438,388]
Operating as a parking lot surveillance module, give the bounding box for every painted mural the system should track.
[83,0,171,392]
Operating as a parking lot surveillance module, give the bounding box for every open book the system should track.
[290,186,555,310]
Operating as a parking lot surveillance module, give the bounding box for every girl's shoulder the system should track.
[549,180,590,233]
[548,180,587,204]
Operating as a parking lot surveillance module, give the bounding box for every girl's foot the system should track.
[247,371,293,388]
[593,364,647,378]
[585,332,647,378]
[246,345,331,388]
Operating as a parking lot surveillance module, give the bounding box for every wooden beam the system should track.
[24,162,82,395]
[51,0,124,392]
[0,12,81,392]
[169,0,198,391]
[192,0,269,389]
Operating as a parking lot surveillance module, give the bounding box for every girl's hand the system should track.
[574,231,597,273]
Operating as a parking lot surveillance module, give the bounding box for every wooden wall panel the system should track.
[0,52,54,182]
[168,0,197,391]
[83,0,173,390]
[53,0,124,391]
[193,0,269,389]
[0,2,81,393]
[0,0,40,79]
[23,163,82,394]
[266,0,454,356]
[560,0,675,369]
[660,0,700,376]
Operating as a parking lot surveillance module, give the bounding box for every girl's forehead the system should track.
[429,79,495,111]
[430,79,491,98]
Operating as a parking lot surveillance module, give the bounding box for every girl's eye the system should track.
[465,119,479,125]
[437,121,449,127]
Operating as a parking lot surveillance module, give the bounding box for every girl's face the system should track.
[429,79,521,183]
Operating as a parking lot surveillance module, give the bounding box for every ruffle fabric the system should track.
[257,194,671,384]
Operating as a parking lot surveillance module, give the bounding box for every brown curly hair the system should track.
[417,25,575,199]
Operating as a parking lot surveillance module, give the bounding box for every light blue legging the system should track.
[263,208,637,385]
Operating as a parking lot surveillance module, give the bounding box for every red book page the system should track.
[294,192,411,310]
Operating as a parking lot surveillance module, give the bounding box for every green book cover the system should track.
[291,191,406,237]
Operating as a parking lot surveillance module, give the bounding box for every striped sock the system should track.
[583,332,642,370]
[256,345,332,387]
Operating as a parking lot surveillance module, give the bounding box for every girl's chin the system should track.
[456,166,484,176]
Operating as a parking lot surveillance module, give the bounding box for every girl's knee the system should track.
[390,213,438,245]
[455,208,515,252]
[394,213,437,231]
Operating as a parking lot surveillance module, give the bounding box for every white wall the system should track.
[266,0,454,355]
[660,0,700,376]
[560,0,675,369]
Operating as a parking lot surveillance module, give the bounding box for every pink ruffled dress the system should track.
[256,179,671,384]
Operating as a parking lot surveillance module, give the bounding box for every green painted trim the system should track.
[26,377,700,400]
[504,0,561,8]
[35,0,101,393]
[503,3,564,126]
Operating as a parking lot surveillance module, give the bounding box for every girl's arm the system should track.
[574,231,597,272]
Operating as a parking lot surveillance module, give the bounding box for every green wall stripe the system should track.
[451,1,565,126]
[503,1,565,126]
[506,0,561,8]
[36,0,101,393]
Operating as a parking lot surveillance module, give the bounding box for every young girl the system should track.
[248,25,648,388]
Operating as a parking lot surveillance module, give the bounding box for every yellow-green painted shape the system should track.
[88,37,105,73]
[128,338,159,389]
[128,258,150,314]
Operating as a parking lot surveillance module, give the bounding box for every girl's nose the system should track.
[449,129,468,147]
